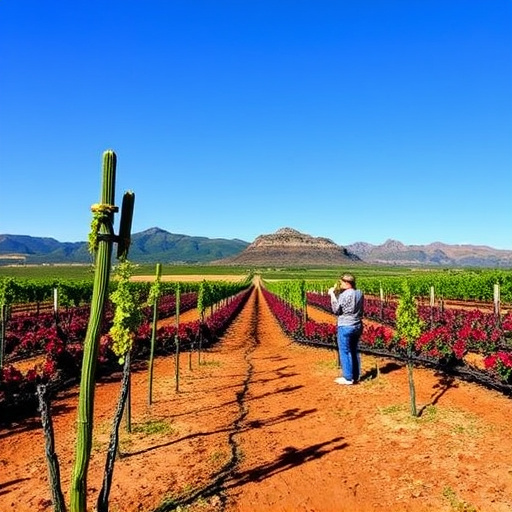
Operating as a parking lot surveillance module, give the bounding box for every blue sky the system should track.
[1,1,511,249]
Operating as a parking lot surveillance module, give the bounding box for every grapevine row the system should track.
[262,282,512,389]
[0,283,252,418]
[306,269,512,303]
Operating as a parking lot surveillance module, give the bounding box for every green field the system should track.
[0,262,497,281]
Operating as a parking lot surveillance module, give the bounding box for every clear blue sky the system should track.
[1,1,511,249]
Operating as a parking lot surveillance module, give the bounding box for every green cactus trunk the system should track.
[70,150,117,512]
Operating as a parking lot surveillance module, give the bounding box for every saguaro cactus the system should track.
[70,150,118,512]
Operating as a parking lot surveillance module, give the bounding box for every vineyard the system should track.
[1,146,512,509]
[2,270,512,511]
[3,270,511,417]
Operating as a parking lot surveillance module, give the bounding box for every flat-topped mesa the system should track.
[224,227,361,266]
[252,227,340,249]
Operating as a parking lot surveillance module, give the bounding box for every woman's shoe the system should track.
[334,377,353,385]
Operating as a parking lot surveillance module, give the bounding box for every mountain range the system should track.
[0,228,248,265]
[0,227,510,268]
[346,239,512,267]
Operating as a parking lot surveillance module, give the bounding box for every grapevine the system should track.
[197,281,206,317]
[109,260,141,364]
[88,203,118,254]
[147,266,162,307]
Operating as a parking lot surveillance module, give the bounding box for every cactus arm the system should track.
[117,191,135,260]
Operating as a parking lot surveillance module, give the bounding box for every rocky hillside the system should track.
[346,239,512,268]
[221,227,360,266]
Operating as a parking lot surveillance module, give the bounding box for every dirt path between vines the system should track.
[2,285,512,511]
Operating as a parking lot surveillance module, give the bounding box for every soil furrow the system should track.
[152,287,260,511]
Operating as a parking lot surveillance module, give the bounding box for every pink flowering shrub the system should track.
[362,324,395,350]
[502,311,512,332]
[262,288,302,336]
[415,326,454,361]
[484,351,512,383]
[303,320,336,344]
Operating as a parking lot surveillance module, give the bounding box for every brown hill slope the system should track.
[221,227,361,266]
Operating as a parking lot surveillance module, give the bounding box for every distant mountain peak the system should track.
[140,227,170,235]
[382,239,406,250]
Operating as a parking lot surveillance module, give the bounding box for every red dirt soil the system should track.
[2,284,512,512]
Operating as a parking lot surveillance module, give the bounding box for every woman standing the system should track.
[328,273,364,385]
